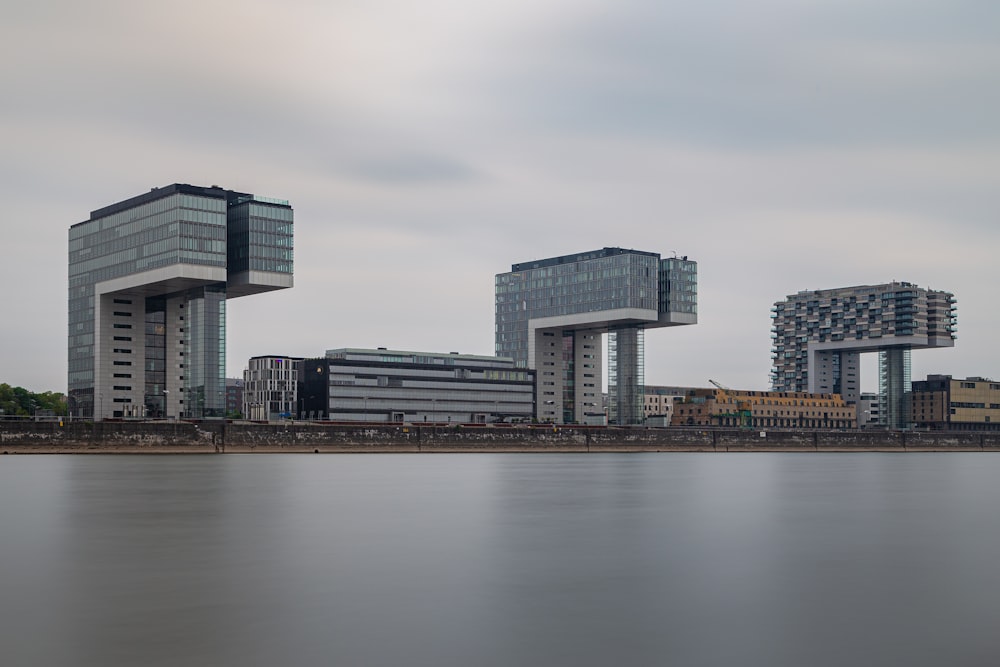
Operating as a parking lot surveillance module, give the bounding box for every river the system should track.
[1,453,998,666]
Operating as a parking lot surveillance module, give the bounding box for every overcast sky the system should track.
[2,0,998,394]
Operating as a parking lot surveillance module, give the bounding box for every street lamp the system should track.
[163,389,170,420]
[98,393,103,422]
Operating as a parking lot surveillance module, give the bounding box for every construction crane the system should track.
[708,379,753,428]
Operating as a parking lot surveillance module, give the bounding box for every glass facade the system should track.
[496,249,661,365]
[303,350,535,423]
[608,327,645,425]
[184,286,227,418]
[495,247,697,425]
[226,197,294,275]
[69,184,293,419]
[659,257,698,316]
[879,347,911,429]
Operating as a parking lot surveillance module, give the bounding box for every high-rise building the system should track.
[770,282,956,429]
[68,184,293,419]
[496,248,697,425]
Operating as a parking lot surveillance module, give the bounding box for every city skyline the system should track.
[3,0,998,394]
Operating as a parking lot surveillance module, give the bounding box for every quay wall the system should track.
[1,421,999,454]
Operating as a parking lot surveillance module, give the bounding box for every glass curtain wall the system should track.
[879,347,912,429]
[608,327,645,425]
[184,286,227,418]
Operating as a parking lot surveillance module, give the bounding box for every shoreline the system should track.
[1,445,994,455]
[2,421,997,454]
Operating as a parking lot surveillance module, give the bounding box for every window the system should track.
[113,336,132,341]
[113,311,132,317]
[113,348,132,354]
[113,324,132,329]
[113,373,132,378]
[113,361,132,366]
[113,386,132,391]
[113,298,132,305]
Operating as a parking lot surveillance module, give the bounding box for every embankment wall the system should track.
[1,421,998,453]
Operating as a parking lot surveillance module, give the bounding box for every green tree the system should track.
[0,384,68,416]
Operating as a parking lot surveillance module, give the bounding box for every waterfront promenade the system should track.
[1,421,998,454]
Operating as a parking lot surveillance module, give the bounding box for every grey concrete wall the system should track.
[0,421,995,453]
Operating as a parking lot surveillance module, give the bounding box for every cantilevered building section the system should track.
[496,248,697,425]
[68,184,293,420]
[770,282,956,429]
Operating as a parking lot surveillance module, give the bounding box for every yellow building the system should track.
[910,375,1000,431]
[671,388,856,429]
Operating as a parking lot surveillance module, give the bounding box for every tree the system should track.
[0,384,68,416]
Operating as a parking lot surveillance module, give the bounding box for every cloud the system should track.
[1,0,998,393]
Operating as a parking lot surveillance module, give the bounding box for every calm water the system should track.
[1,453,999,666]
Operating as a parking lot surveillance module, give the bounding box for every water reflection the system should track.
[0,454,998,666]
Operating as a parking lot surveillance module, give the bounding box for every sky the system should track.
[2,0,998,394]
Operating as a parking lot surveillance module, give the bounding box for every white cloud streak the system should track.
[1,0,997,393]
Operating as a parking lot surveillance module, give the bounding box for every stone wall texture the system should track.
[1,421,998,453]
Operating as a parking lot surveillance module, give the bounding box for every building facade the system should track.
[643,386,690,425]
[770,282,956,429]
[68,184,293,419]
[225,378,244,417]
[671,388,857,429]
[243,356,302,420]
[496,248,697,425]
[910,375,1000,431]
[857,392,881,428]
[298,348,535,423]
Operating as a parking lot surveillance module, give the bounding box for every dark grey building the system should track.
[299,348,535,423]
[770,282,956,429]
[495,248,697,425]
[68,184,293,419]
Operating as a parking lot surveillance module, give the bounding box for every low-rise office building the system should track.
[243,356,302,420]
[857,392,881,428]
[225,378,244,417]
[910,375,1000,431]
[643,386,689,425]
[672,388,856,429]
[299,348,535,423]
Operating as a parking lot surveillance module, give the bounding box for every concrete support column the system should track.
[573,331,601,424]
[534,329,561,422]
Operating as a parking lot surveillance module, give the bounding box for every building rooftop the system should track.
[324,348,515,364]
[510,247,661,272]
[73,183,291,228]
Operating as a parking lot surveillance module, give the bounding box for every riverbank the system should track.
[1,421,997,453]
